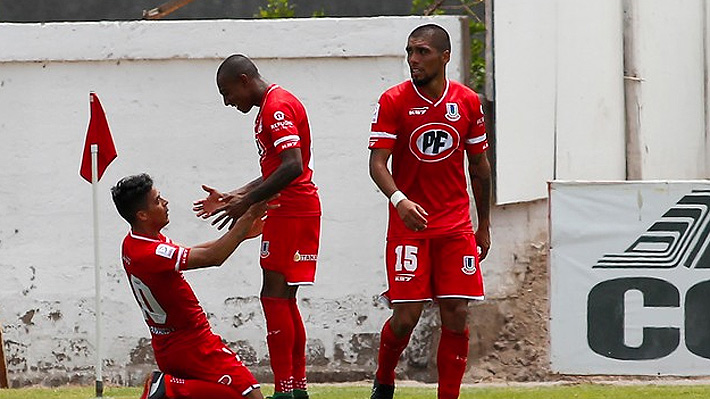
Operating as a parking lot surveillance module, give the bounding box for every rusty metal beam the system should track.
[143,0,198,19]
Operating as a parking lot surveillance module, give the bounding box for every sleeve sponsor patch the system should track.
[372,103,380,124]
[155,244,177,259]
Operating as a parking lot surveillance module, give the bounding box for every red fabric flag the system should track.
[80,93,117,183]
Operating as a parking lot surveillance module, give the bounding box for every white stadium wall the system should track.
[493,0,710,203]
[0,16,544,386]
[624,0,707,180]
[493,0,627,204]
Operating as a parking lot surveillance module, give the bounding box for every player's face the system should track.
[218,75,253,114]
[406,35,450,87]
[143,188,169,229]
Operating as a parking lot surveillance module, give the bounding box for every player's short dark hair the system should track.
[217,54,260,82]
[409,24,451,53]
[111,173,153,224]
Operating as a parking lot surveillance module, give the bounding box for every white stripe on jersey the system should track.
[466,134,487,145]
[175,247,185,271]
[370,131,397,140]
[273,135,300,147]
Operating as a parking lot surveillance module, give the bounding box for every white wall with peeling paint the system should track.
[0,17,543,386]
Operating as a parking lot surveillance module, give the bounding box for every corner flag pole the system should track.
[91,144,104,398]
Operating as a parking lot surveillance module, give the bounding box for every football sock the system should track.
[164,375,242,399]
[289,298,308,392]
[437,326,469,399]
[261,296,296,393]
[375,318,411,385]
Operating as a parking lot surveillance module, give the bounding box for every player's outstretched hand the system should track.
[242,195,280,238]
[193,185,226,218]
[396,199,428,232]
[212,193,251,231]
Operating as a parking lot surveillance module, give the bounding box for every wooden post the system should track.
[0,326,9,388]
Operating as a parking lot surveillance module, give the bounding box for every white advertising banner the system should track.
[550,181,710,375]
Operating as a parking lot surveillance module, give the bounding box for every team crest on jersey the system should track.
[462,256,477,275]
[155,244,176,259]
[274,111,285,121]
[409,122,461,162]
[261,241,270,258]
[445,102,461,122]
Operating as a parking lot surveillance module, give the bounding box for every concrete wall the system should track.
[0,17,540,386]
[493,0,710,203]
[494,0,627,204]
[623,0,707,180]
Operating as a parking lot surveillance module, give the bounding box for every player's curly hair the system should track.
[111,173,153,224]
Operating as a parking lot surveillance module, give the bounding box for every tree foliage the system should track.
[256,0,295,19]
[256,0,324,19]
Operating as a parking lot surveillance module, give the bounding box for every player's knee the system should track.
[391,312,420,336]
[440,301,469,327]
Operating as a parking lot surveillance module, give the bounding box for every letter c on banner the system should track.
[587,277,680,360]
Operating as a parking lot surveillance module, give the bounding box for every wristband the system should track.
[389,190,407,207]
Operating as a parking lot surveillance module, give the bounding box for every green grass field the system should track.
[2,384,710,399]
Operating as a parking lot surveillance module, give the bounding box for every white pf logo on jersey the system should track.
[274,111,285,121]
[409,122,461,162]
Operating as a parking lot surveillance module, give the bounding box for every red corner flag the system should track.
[80,93,117,183]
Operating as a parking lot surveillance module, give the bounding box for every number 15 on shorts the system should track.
[394,245,418,272]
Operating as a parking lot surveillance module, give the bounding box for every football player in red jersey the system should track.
[112,173,273,399]
[193,54,321,399]
[368,24,492,399]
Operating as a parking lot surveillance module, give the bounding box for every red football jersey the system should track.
[121,231,212,353]
[369,79,488,239]
[255,85,320,217]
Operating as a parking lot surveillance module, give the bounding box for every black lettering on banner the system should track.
[587,277,679,360]
[685,280,710,358]
[595,190,710,269]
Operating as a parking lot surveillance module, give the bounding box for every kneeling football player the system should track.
[112,173,273,399]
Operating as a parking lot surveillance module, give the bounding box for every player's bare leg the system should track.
[437,298,470,399]
[261,269,303,399]
[371,302,424,399]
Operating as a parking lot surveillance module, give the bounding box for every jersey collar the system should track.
[410,79,450,108]
[129,230,164,243]
[256,84,279,121]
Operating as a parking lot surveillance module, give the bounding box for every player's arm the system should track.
[228,176,263,197]
[211,148,302,230]
[369,148,428,231]
[184,200,273,270]
[467,150,492,260]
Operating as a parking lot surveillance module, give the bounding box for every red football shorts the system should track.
[383,232,484,303]
[155,332,260,397]
[260,215,320,285]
